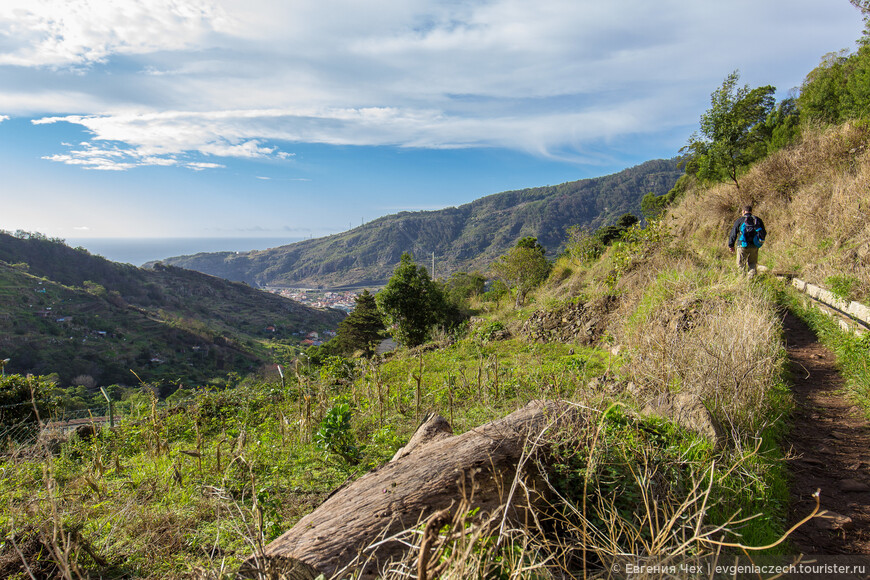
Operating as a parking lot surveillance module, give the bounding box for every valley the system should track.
[0,233,344,389]
[157,158,683,288]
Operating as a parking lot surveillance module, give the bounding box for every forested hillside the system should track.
[157,158,682,287]
[0,232,344,387]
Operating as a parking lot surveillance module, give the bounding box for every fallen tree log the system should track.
[238,399,579,579]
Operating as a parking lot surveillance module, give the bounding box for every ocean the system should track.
[65,237,303,267]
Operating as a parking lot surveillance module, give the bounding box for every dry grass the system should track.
[668,122,870,300]
[14,119,864,580]
[323,403,807,580]
[233,121,868,578]
[612,269,784,437]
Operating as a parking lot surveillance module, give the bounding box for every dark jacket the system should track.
[728,214,766,248]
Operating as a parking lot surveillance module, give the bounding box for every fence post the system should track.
[100,387,115,429]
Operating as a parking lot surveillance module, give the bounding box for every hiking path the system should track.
[784,311,870,554]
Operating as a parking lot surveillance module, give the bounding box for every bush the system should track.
[482,280,509,302]
[472,321,507,343]
[0,374,58,441]
[315,399,360,465]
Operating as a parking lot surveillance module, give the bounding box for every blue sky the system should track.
[0,0,865,240]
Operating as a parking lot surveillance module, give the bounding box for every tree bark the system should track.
[238,400,577,580]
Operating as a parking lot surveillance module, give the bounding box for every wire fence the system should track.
[0,420,42,444]
[1,405,125,448]
[1,391,210,449]
[48,406,112,422]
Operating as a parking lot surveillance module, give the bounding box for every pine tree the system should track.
[331,290,385,357]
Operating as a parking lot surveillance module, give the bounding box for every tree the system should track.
[851,1,870,50]
[594,213,640,245]
[490,237,550,307]
[797,42,870,125]
[443,271,485,305]
[763,96,801,153]
[845,46,870,118]
[0,374,57,441]
[798,52,851,124]
[330,290,385,357]
[682,71,775,189]
[640,192,669,220]
[376,253,445,347]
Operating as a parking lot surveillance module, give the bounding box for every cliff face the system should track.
[157,159,683,287]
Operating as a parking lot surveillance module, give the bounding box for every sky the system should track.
[0,0,865,241]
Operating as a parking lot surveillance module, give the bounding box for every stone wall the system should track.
[791,278,870,336]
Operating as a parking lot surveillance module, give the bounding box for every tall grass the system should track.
[0,299,797,579]
[329,405,798,580]
[669,122,870,301]
[0,340,611,578]
[615,267,788,437]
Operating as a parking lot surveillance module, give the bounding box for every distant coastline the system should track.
[66,237,303,267]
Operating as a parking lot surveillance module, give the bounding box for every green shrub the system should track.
[473,321,506,343]
[315,399,360,466]
[0,374,58,441]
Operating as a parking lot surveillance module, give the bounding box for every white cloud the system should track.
[0,114,8,122]
[33,97,678,167]
[3,0,866,169]
[34,110,297,168]
[0,0,225,67]
[186,161,225,171]
[39,136,228,171]
[41,153,137,171]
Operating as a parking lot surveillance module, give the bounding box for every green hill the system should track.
[0,232,345,387]
[156,158,682,287]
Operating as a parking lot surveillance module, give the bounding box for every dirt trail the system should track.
[784,311,870,553]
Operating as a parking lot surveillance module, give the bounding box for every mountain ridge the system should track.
[154,158,683,287]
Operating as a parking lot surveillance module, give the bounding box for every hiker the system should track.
[727,205,766,277]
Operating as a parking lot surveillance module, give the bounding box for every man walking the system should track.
[728,205,766,277]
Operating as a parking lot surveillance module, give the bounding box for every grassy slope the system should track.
[668,122,870,301]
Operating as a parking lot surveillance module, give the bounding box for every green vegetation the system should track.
[376,252,448,347]
[442,271,486,310]
[782,288,870,412]
[6,17,870,578]
[0,375,56,441]
[320,290,385,357]
[825,274,861,302]
[682,71,777,189]
[2,179,807,578]
[798,41,870,125]
[0,232,344,390]
[489,236,551,307]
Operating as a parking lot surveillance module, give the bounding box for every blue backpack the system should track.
[739,215,764,248]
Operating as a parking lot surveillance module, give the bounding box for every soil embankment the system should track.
[784,311,870,553]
